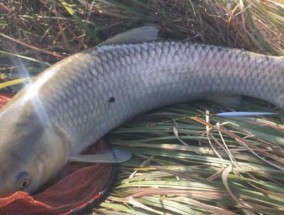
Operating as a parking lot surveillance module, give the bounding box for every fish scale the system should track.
[26,41,280,154]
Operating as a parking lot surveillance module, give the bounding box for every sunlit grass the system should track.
[100,100,284,214]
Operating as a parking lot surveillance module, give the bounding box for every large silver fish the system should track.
[0,26,283,195]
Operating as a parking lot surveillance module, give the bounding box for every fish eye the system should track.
[16,171,31,189]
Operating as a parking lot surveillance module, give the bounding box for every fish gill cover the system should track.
[0,0,284,215]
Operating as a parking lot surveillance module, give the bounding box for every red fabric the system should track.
[0,93,116,215]
[0,93,13,108]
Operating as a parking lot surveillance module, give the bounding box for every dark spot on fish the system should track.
[109,97,115,103]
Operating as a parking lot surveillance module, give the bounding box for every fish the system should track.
[0,26,283,195]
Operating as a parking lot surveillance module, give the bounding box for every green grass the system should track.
[100,100,284,214]
[1,0,284,214]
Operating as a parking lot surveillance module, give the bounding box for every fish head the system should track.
[0,101,66,196]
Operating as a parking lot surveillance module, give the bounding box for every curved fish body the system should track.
[0,27,283,195]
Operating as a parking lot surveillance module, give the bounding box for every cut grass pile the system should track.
[103,99,284,214]
[0,0,284,214]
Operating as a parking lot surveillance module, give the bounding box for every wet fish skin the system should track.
[30,42,284,158]
[50,42,283,154]
[0,41,283,194]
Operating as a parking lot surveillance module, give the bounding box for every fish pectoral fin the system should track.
[215,111,276,117]
[68,149,132,163]
[102,26,159,45]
